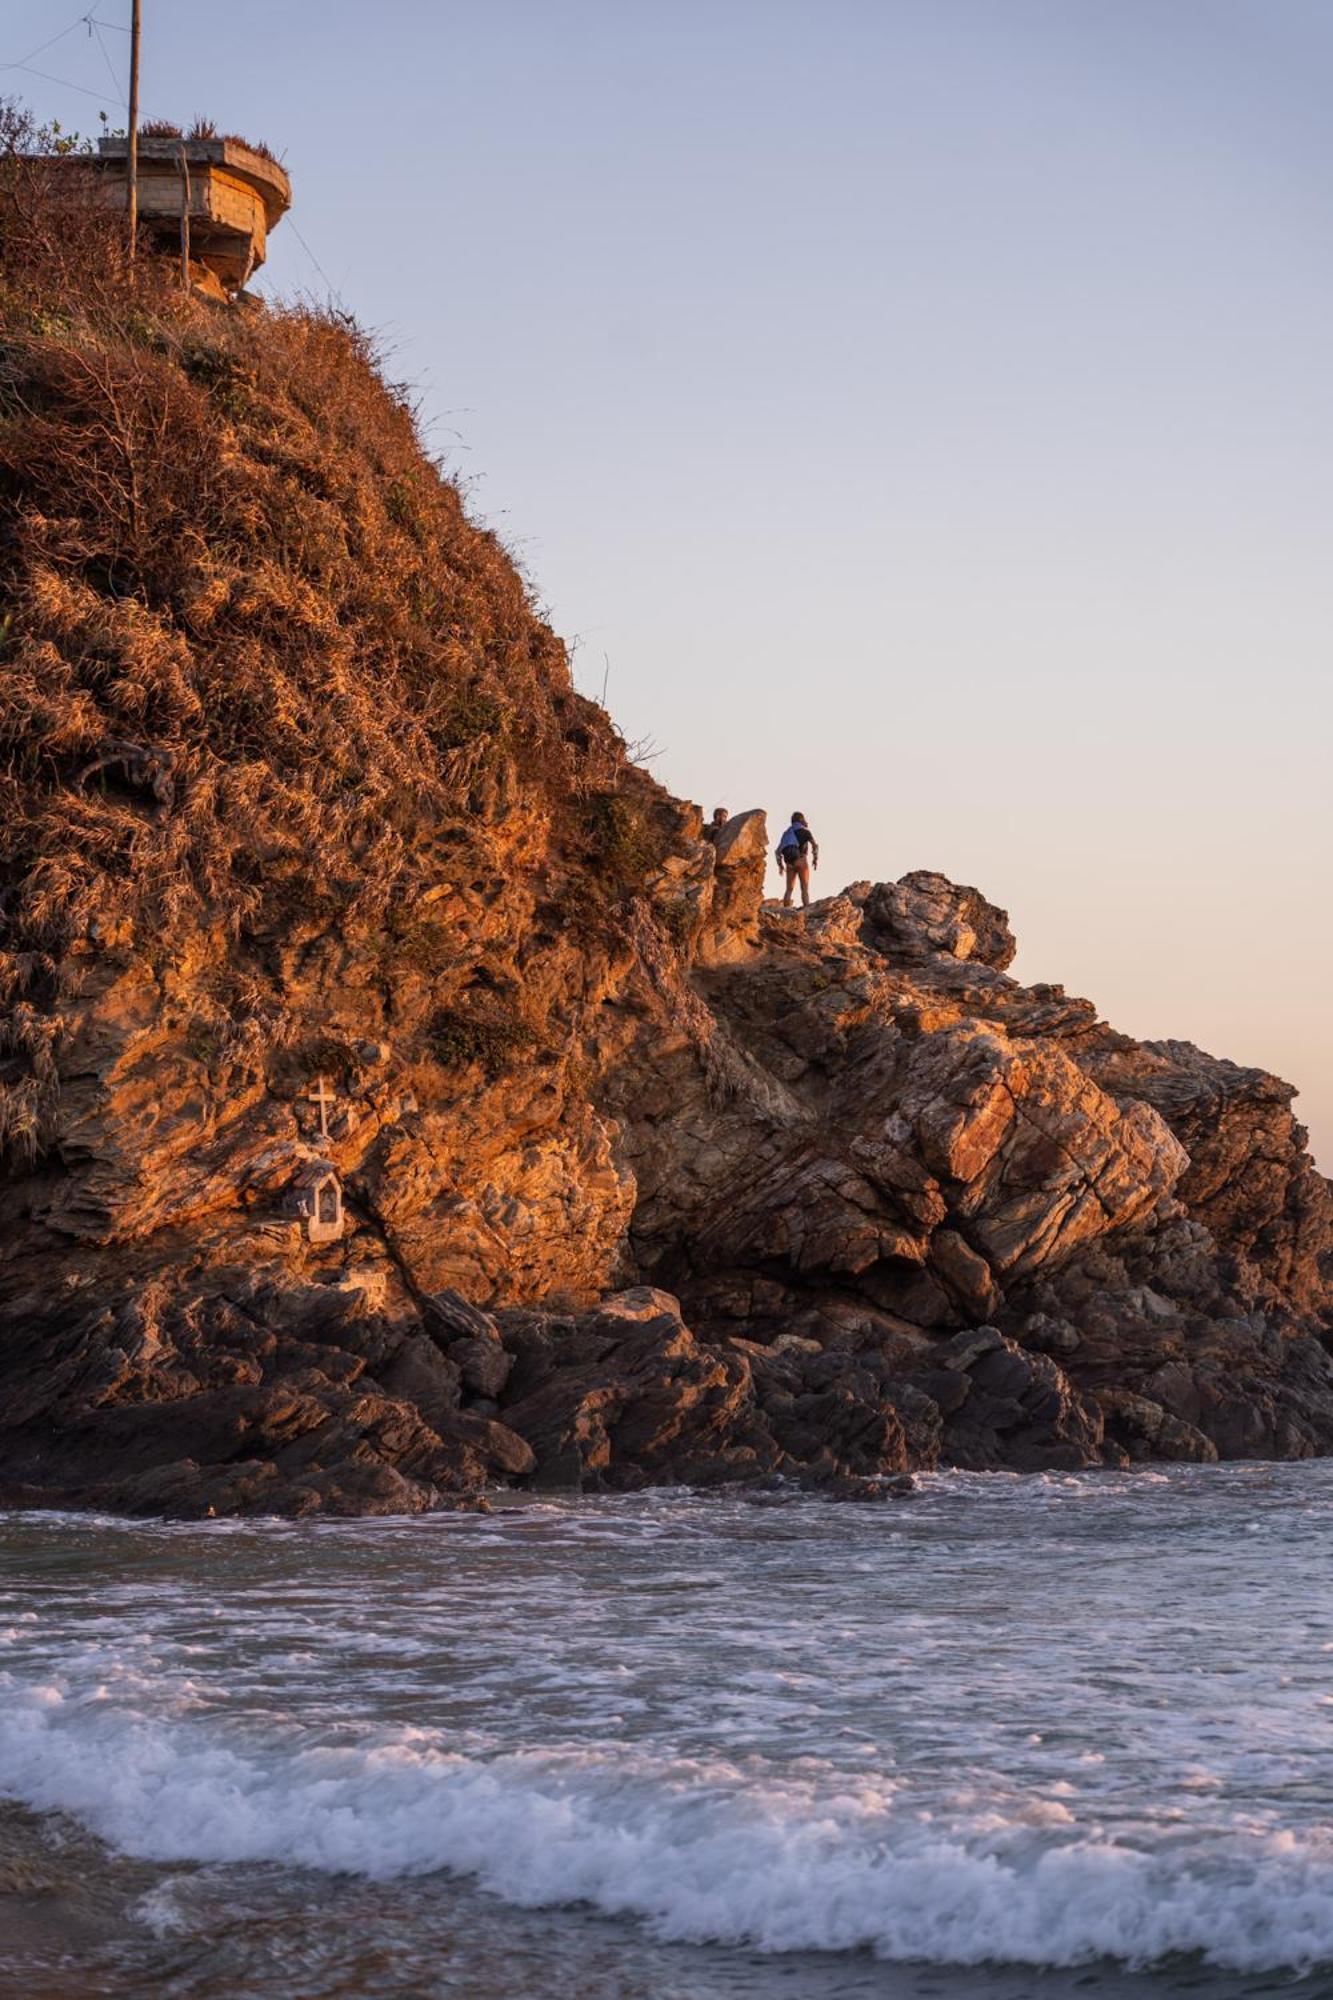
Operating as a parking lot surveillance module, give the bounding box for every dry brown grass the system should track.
[0,98,650,1160]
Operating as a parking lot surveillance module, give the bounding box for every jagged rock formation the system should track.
[2,835,1329,1513]
[1,136,1330,1513]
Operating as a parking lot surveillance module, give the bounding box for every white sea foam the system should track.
[2,1681,1333,1974]
[6,1466,1333,1982]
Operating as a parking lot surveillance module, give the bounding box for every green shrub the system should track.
[429,1004,534,1078]
[585,792,658,891]
[435,688,506,753]
[659,897,699,946]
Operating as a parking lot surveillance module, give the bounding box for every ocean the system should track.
[2,1463,1332,1998]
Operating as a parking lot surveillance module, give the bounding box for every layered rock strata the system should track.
[2,848,1329,1515]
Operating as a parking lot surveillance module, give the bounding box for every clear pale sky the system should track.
[9,0,1332,1165]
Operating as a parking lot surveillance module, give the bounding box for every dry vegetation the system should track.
[139,119,281,162]
[0,100,667,1160]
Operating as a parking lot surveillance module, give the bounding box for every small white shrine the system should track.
[282,1076,345,1243]
[285,1158,344,1245]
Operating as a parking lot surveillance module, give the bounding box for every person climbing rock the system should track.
[703,806,729,845]
[776,811,818,908]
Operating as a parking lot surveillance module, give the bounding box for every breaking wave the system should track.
[3,1680,1332,1974]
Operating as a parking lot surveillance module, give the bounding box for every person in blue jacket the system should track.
[775,811,819,908]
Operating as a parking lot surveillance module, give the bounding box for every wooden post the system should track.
[126,0,141,259]
[177,139,191,291]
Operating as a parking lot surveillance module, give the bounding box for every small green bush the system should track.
[585,792,658,891]
[435,688,506,753]
[429,1004,534,1078]
[659,897,698,946]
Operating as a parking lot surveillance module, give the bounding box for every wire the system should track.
[1,12,86,71]
[1,6,129,110]
[4,58,123,105]
[288,219,347,309]
[89,20,126,105]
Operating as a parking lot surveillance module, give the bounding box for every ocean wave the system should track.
[2,1681,1332,1974]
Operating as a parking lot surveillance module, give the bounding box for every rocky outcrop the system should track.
[2,192,1330,1513]
[697,809,770,963]
[3,856,1328,1514]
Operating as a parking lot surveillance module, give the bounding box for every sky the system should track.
[7,0,1332,1165]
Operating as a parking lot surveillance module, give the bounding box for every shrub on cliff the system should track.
[0,100,634,1155]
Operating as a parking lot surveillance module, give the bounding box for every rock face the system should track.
[3,852,1329,1514]
[1,193,1330,1512]
[698,809,770,963]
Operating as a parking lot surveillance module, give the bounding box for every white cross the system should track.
[304,1075,336,1141]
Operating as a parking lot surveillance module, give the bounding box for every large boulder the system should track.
[698,807,769,963]
[495,1296,931,1491]
[925,1330,1106,1471]
[499,1301,764,1488]
[864,871,1017,969]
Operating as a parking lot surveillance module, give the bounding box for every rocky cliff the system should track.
[1,140,1330,1513]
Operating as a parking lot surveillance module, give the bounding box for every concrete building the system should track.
[92,133,291,298]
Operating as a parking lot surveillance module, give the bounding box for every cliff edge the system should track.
[1,137,1330,1513]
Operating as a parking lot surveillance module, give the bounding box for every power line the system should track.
[288,219,347,309]
[90,20,127,106]
[1,6,129,73]
[1,7,131,112]
[1,12,86,72]
[3,58,123,105]
[90,20,126,104]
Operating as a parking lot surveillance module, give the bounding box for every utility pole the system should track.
[177,140,191,290]
[126,0,141,259]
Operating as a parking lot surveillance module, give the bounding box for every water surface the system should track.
[2,1464,1331,1997]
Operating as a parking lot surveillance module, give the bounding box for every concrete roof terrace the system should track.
[92,134,292,296]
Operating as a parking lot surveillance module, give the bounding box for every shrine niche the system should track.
[286,1159,344,1244]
